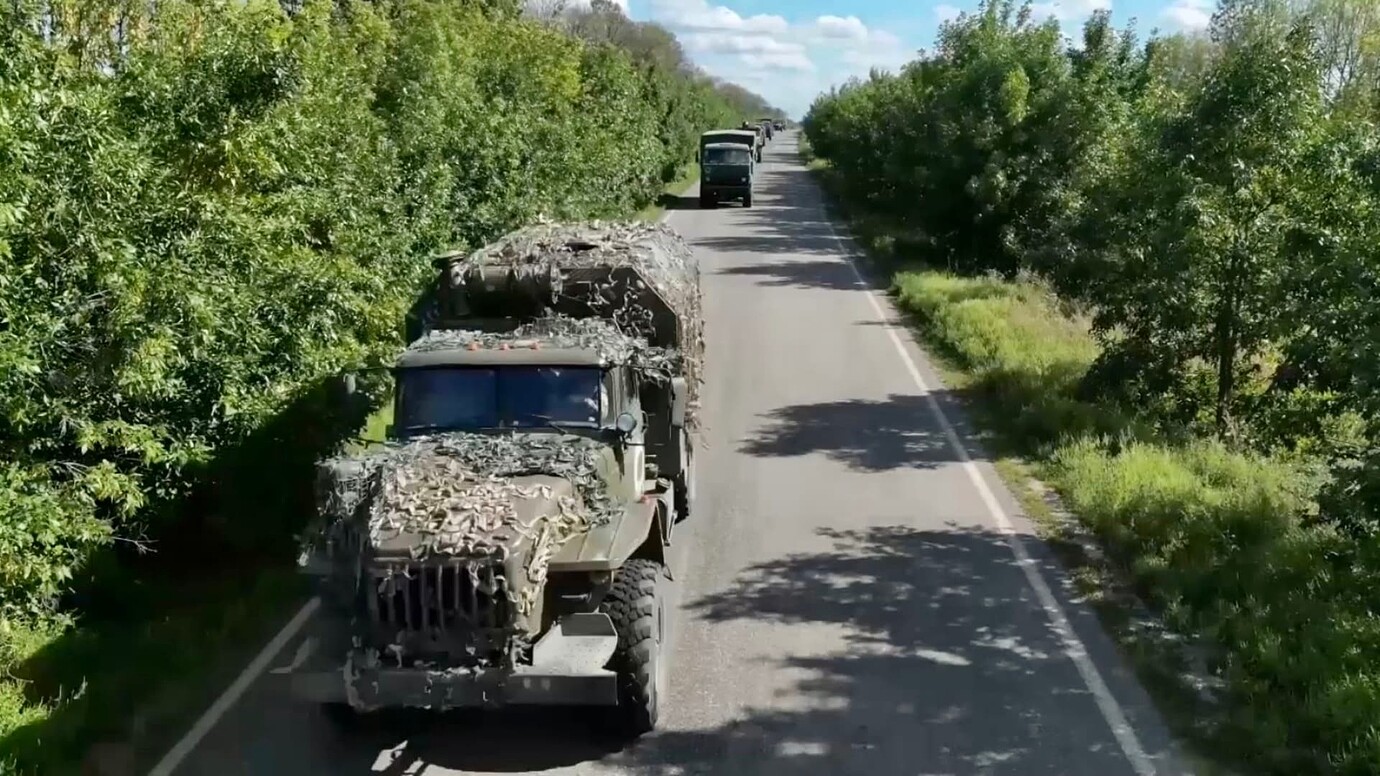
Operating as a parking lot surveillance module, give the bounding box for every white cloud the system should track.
[934,4,964,23]
[643,0,913,115]
[813,14,869,41]
[1026,0,1109,23]
[682,31,814,72]
[1026,0,1111,23]
[1160,0,1213,31]
[649,0,788,35]
[536,0,630,11]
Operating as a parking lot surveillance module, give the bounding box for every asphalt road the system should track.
[162,132,1193,776]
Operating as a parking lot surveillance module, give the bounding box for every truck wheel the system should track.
[743,192,753,208]
[599,558,666,737]
[699,193,715,209]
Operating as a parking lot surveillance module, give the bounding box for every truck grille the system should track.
[368,561,511,632]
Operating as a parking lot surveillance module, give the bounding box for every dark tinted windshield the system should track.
[395,366,604,436]
[703,147,751,165]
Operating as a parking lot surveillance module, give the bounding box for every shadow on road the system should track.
[317,526,1169,776]
[738,393,958,470]
[319,707,626,773]
[657,192,701,211]
[714,258,864,291]
[596,525,1158,775]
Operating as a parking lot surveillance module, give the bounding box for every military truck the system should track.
[698,142,754,209]
[758,118,774,140]
[291,221,703,737]
[740,121,766,156]
[700,128,759,164]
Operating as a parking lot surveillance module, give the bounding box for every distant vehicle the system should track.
[772,120,784,132]
[758,118,774,140]
[698,142,754,209]
[739,122,766,158]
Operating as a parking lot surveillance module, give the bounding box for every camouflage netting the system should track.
[431,219,705,430]
[405,315,682,383]
[314,432,621,615]
[310,431,633,707]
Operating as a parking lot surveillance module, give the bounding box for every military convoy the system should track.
[692,118,787,209]
[291,221,703,737]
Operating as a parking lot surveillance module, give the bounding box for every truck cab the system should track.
[697,143,754,209]
[699,129,759,164]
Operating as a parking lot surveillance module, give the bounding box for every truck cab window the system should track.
[396,366,604,435]
[702,147,751,166]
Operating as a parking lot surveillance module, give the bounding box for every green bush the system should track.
[0,0,779,770]
[888,269,1380,773]
[807,1,1380,769]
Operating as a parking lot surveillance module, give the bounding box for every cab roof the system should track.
[395,345,607,369]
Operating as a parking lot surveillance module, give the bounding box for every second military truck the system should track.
[290,221,704,737]
[698,139,755,208]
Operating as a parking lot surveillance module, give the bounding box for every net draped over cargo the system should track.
[403,316,682,385]
[427,220,705,432]
[313,433,625,614]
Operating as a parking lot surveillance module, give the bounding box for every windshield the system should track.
[703,147,751,166]
[395,366,605,436]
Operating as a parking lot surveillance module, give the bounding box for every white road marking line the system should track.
[150,196,684,776]
[816,190,1159,775]
[147,596,321,776]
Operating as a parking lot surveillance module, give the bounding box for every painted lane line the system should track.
[150,202,683,776]
[147,596,321,776]
[815,195,1159,775]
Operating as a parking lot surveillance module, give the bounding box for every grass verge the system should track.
[810,161,1380,774]
[637,164,700,222]
[0,173,698,774]
[0,567,306,775]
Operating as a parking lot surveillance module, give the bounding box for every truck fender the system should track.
[624,493,672,566]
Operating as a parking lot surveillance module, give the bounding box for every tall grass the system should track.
[890,268,1380,774]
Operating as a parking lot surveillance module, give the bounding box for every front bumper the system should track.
[290,663,618,708]
[284,611,620,710]
[703,184,750,197]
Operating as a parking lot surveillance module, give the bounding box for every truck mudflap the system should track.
[288,612,621,709]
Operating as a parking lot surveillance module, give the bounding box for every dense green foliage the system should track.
[804,0,1380,771]
[0,0,776,769]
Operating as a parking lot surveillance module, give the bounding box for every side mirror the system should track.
[669,377,687,428]
[384,423,395,439]
[615,412,638,435]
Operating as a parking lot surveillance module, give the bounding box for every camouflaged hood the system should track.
[314,432,624,564]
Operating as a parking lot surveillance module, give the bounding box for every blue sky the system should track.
[597,0,1215,118]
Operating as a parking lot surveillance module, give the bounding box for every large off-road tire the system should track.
[598,558,667,737]
[699,193,715,209]
[743,191,753,208]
